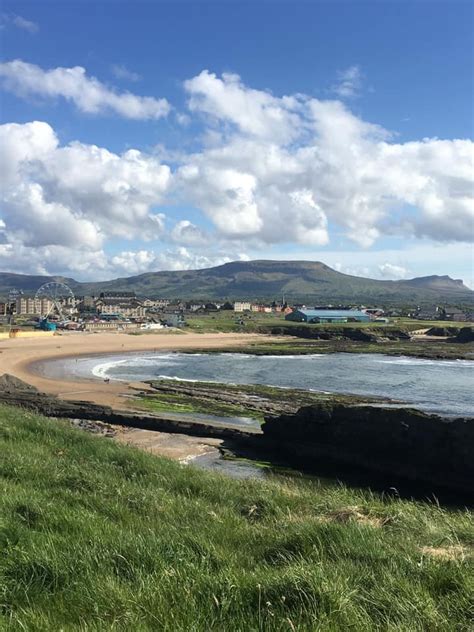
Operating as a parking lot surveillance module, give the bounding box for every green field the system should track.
[185,311,471,333]
[1,404,472,630]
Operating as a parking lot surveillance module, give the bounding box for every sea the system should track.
[38,351,474,418]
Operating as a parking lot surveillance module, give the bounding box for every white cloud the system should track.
[170,220,209,246]
[378,263,409,279]
[111,247,249,275]
[12,14,38,33]
[0,240,249,281]
[111,64,141,82]
[1,70,473,280]
[184,70,302,143]
[331,65,362,98]
[0,121,171,251]
[179,71,473,248]
[1,13,38,33]
[0,60,170,119]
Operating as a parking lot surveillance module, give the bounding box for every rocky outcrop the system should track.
[146,381,302,416]
[2,373,472,497]
[0,374,256,441]
[425,326,460,337]
[452,326,474,343]
[265,325,410,342]
[262,403,474,495]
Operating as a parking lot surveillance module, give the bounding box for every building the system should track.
[285,309,371,323]
[234,301,251,312]
[163,313,185,328]
[95,298,145,318]
[15,297,54,316]
[443,309,468,322]
[99,291,137,300]
[76,296,97,313]
[250,304,273,313]
[142,298,171,309]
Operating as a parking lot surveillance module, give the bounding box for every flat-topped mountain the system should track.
[0,261,472,305]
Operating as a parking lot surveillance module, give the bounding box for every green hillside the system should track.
[1,404,472,630]
[1,260,473,304]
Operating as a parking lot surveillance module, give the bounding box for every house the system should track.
[415,309,440,321]
[95,298,145,318]
[442,309,468,322]
[142,298,171,309]
[234,301,251,312]
[285,309,371,323]
[163,313,186,328]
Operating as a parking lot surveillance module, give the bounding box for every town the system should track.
[0,281,472,334]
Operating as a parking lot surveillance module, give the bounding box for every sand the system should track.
[0,329,265,409]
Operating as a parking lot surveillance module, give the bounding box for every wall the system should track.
[0,330,56,340]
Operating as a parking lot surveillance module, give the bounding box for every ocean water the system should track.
[39,352,474,417]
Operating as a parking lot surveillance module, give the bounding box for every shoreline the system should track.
[0,330,268,409]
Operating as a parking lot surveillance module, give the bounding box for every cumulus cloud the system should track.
[378,263,409,279]
[1,70,473,279]
[0,240,249,280]
[111,247,249,275]
[0,121,171,251]
[170,220,209,246]
[0,60,170,119]
[184,70,302,143]
[179,71,473,248]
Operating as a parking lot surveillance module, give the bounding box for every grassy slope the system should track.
[1,405,473,631]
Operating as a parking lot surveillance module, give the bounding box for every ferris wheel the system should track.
[34,282,75,320]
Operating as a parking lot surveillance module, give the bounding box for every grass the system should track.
[135,391,265,421]
[1,404,473,631]
[133,381,376,423]
[185,311,472,334]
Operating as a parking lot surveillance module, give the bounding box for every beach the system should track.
[0,330,266,409]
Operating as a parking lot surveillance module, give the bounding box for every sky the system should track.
[1,0,473,285]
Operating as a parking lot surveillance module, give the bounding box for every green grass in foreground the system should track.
[0,405,473,631]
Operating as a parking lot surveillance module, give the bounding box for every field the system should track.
[1,404,473,630]
[183,312,474,359]
[185,311,471,333]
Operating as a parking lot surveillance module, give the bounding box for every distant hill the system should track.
[0,261,472,305]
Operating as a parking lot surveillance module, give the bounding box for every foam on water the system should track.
[41,351,474,418]
[92,359,129,380]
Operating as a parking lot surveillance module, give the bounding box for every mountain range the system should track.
[0,261,472,305]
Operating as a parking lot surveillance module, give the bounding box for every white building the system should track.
[15,297,54,315]
[233,301,251,312]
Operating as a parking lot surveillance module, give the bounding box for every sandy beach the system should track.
[0,330,265,409]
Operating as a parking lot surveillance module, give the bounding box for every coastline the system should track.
[0,330,268,409]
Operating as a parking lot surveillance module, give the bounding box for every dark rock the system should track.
[0,374,39,394]
[262,402,474,495]
[452,326,474,343]
[425,326,459,337]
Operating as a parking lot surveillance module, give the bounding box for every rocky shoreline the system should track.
[1,373,472,500]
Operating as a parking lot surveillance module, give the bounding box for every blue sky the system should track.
[1,0,473,284]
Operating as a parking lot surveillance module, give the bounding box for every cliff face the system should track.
[262,403,474,495]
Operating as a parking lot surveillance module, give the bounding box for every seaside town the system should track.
[0,283,471,335]
[0,1,473,629]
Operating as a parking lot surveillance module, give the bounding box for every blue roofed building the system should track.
[285,309,371,323]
